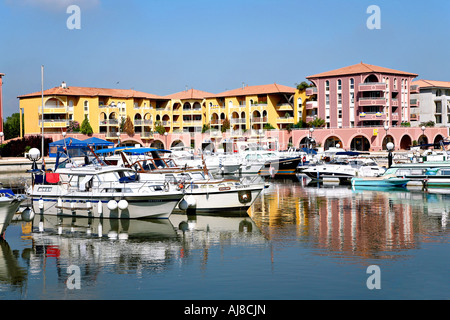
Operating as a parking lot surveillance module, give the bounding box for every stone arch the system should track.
[151,139,165,149]
[44,97,65,107]
[324,135,343,150]
[171,139,185,148]
[363,74,380,83]
[382,135,395,150]
[399,134,412,150]
[350,135,371,151]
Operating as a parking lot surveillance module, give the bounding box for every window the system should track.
[326,94,330,105]
[337,80,342,91]
[338,93,342,105]
[350,78,354,90]
[394,78,397,90]
[84,101,89,113]
[350,92,354,104]
[325,81,330,91]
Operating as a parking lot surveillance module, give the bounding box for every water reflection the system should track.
[0,213,264,294]
[249,177,450,260]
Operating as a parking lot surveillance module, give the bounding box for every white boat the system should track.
[115,149,266,214]
[0,189,27,237]
[303,156,385,183]
[25,147,184,219]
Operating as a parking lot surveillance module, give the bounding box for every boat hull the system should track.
[27,190,184,219]
[175,186,264,215]
[259,157,302,177]
[351,177,409,188]
[0,198,24,235]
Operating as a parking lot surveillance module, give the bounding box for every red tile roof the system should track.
[307,62,418,78]
[412,79,450,88]
[210,83,296,98]
[164,88,214,100]
[18,86,168,100]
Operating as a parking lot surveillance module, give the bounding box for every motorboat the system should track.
[302,156,385,183]
[0,188,27,237]
[351,174,410,188]
[25,146,184,219]
[258,155,303,177]
[115,148,266,214]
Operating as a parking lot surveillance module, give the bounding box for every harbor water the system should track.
[0,175,449,300]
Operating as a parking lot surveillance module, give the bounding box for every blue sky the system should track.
[1,0,449,117]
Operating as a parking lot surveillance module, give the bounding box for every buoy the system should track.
[107,199,118,211]
[179,199,188,211]
[98,200,103,215]
[21,207,35,222]
[118,199,128,210]
[107,231,118,240]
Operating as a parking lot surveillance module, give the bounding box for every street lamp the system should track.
[386,142,394,168]
[384,125,389,150]
[309,127,315,150]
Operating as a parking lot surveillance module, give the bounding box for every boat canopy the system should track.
[95,147,171,155]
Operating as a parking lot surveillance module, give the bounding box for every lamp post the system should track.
[386,142,394,168]
[309,127,315,150]
[384,125,389,151]
[421,125,426,146]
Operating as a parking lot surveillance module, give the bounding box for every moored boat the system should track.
[351,175,410,188]
[0,189,27,237]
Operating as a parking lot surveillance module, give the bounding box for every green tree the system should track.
[3,113,23,140]
[307,118,326,128]
[154,121,166,135]
[202,123,210,133]
[80,116,93,135]
[296,81,313,91]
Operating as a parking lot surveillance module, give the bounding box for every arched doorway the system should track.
[324,136,343,150]
[350,135,370,151]
[171,140,185,148]
[400,135,412,150]
[382,135,395,150]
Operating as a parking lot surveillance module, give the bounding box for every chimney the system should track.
[61,81,67,89]
[0,73,3,132]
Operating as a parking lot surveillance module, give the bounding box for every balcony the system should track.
[410,114,419,121]
[410,99,419,107]
[305,87,318,96]
[391,113,399,121]
[250,117,268,123]
[358,82,387,92]
[358,112,386,121]
[277,117,295,123]
[140,132,154,139]
[99,119,119,126]
[305,101,318,109]
[358,97,387,106]
[276,103,293,111]
[39,120,69,128]
[230,118,246,124]
[40,106,68,114]
[410,85,420,93]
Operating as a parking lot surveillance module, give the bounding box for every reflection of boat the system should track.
[0,189,26,237]
[351,175,410,188]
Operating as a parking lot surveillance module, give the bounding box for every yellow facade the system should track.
[19,83,304,138]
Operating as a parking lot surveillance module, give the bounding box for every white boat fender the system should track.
[57,197,63,207]
[98,200,103,215]
[118,199,128,210]
[21,207,35,222]
[107,199,118,211]
[38,198,44,210]
[178,195,196,210]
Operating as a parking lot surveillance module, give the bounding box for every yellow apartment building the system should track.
[18,82,306,140]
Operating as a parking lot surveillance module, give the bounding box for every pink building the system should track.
[301,62,448,151]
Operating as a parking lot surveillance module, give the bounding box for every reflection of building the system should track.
[249,182,449,260]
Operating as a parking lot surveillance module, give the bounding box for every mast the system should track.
[41,65,44,163]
